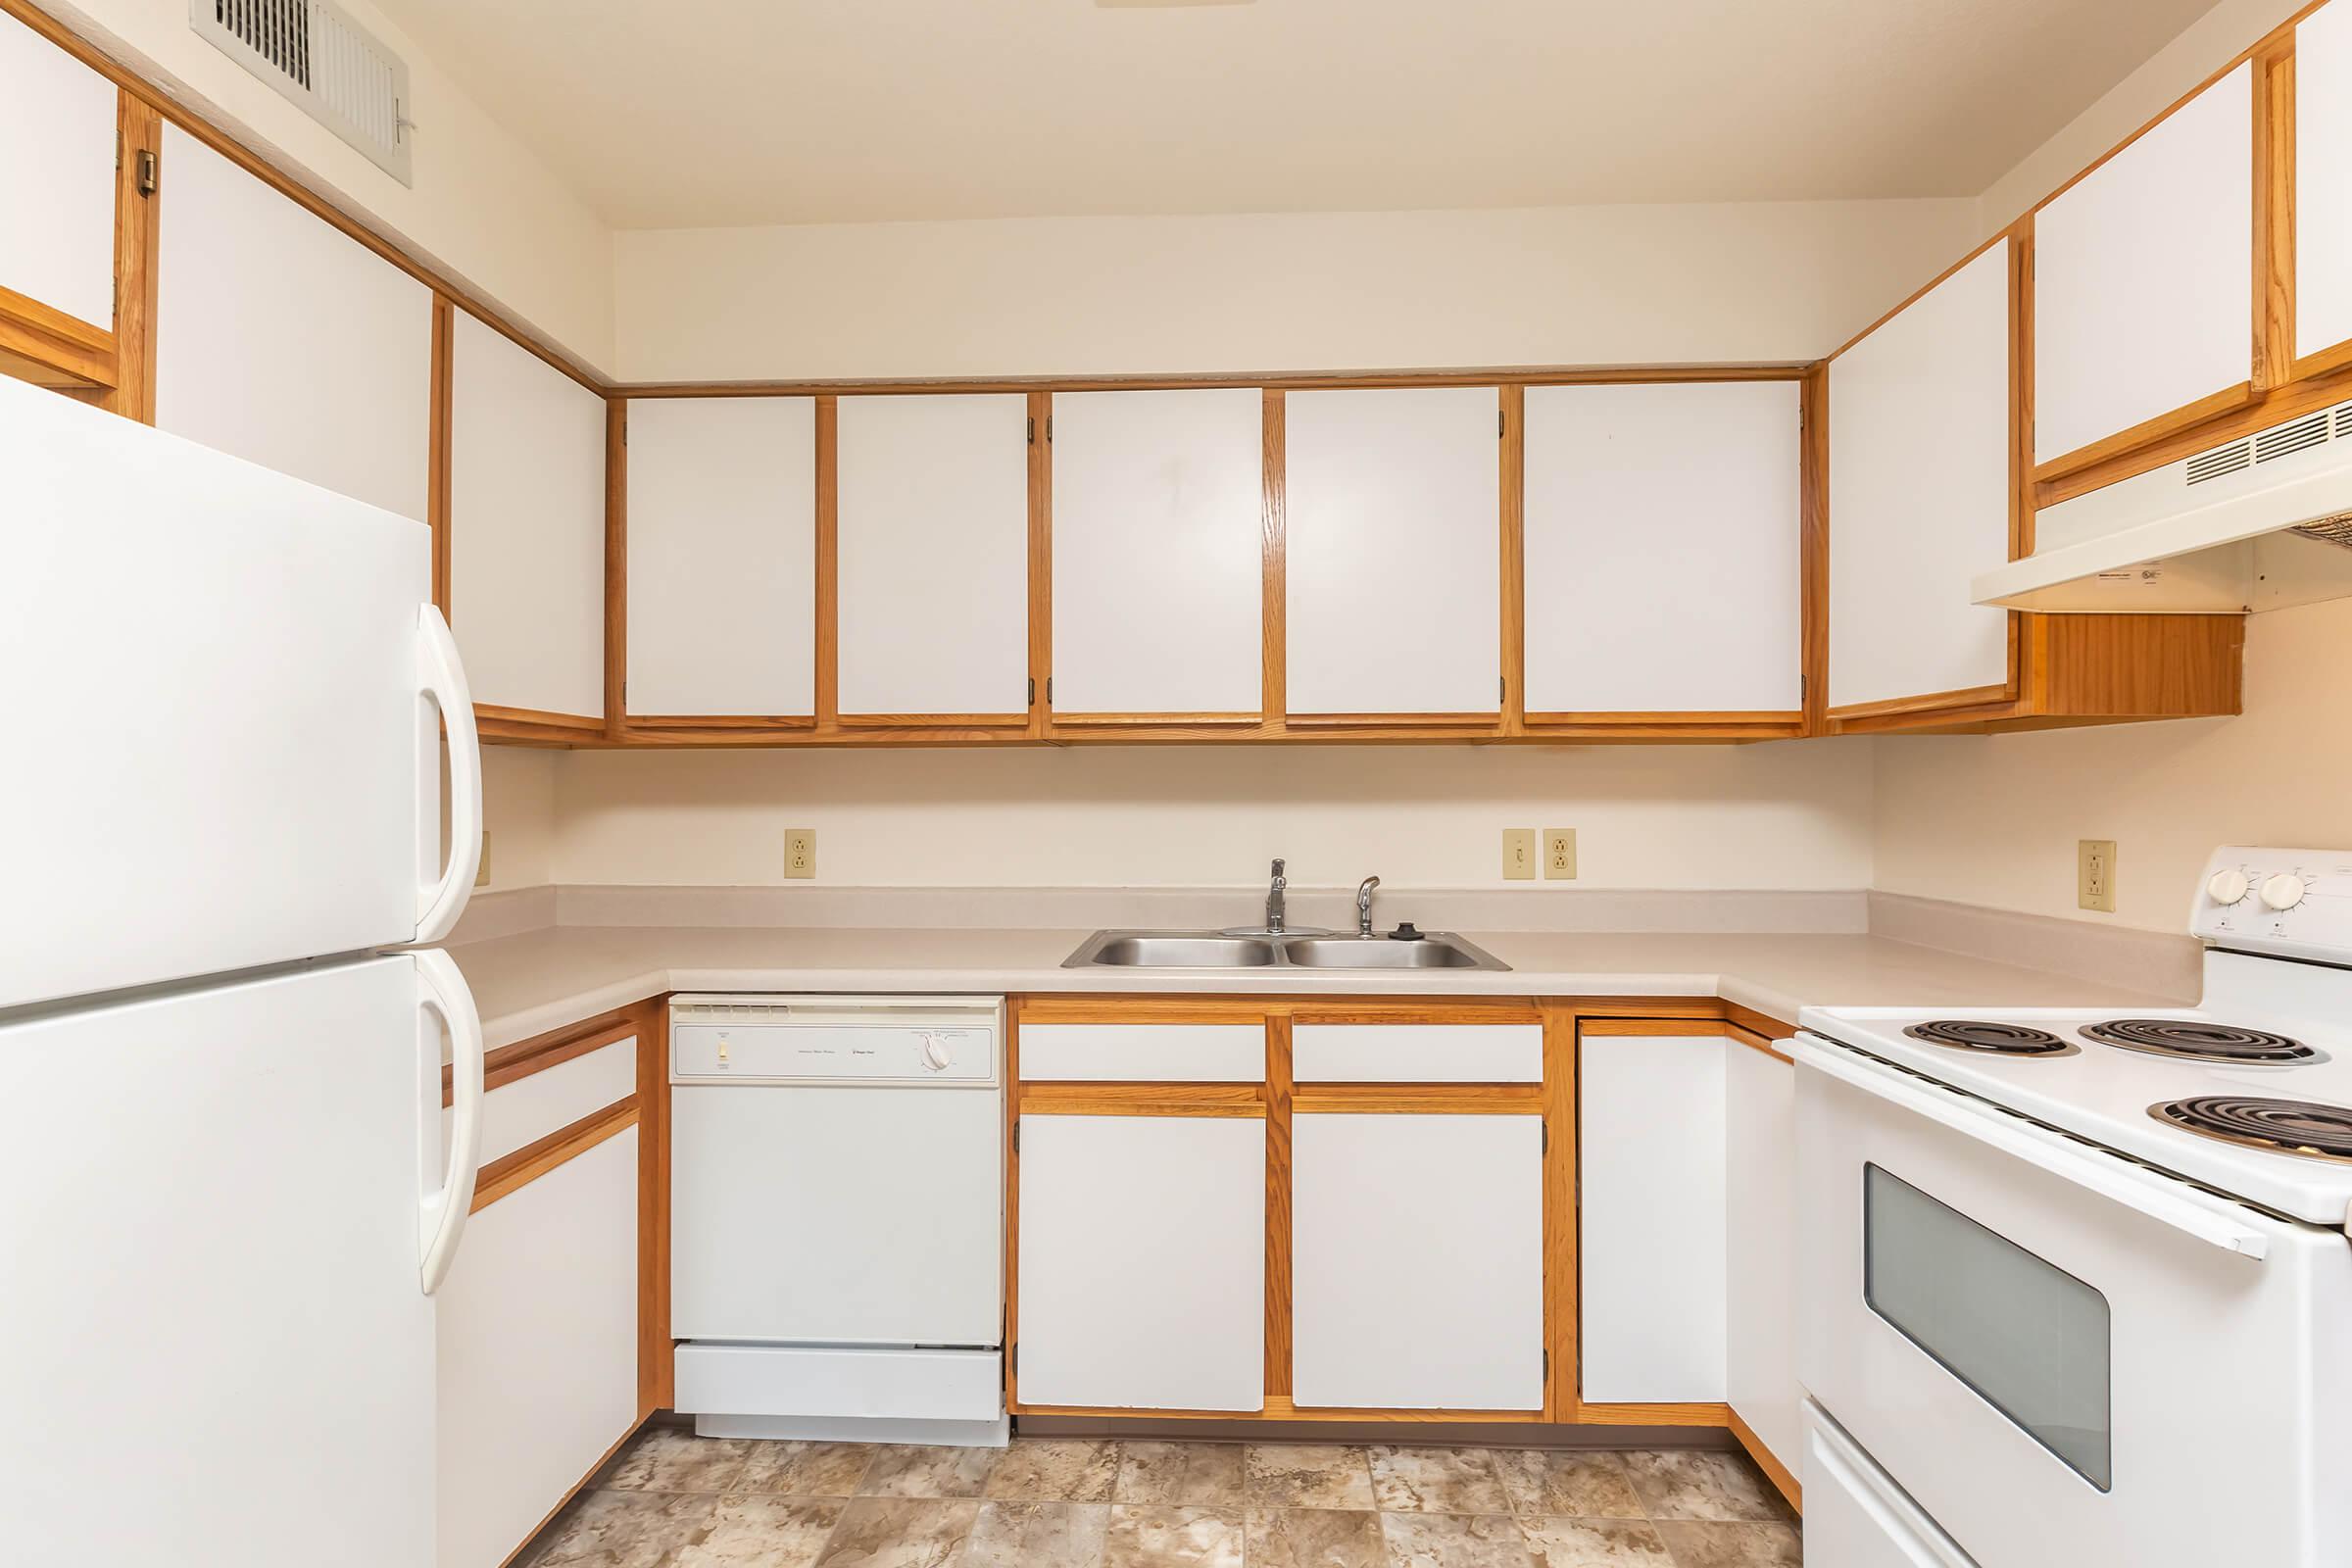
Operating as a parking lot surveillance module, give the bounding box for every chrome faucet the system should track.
[1356,875,1381,938]
[1266,858,1287,935]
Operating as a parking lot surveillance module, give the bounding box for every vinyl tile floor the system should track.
[519,1429,1800,1567]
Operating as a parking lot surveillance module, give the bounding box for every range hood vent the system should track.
[1975,394,2352,612]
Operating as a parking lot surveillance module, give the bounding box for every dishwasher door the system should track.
[669,996,1004,1348]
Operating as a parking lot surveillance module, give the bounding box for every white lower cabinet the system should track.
[1726,1041,1799,1474]
[1016,1113,1265,1412]
[1292,1112,1544,1410]
[437,1130,640,1568]
[1579,1032,1727,1404]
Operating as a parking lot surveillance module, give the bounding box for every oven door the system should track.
[1796,1033,2341,1568]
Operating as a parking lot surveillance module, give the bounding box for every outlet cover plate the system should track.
[1503,828,1537,881]
[2078,839,2116,912]
[1544,828,1577,879]
[784,828,816,880]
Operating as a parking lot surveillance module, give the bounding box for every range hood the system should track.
[1974,395,2352,612]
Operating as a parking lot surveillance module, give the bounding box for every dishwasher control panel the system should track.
[670,995,1001,1085]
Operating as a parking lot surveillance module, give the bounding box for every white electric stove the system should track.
[1794,846,2352,1568]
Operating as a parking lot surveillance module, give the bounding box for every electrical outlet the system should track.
[473,831,491,889]
[784,828,816,880]
[2079,839,2116,912]
[1503,828,1537,881]
[1544,828,1577,879]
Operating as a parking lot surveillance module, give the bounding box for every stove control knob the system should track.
[2207,868,2251,906]
[2260,872,2308,911]
[919,1033,956,1071]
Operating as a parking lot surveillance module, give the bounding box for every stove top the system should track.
[2082,1017,2320,1063]
[1902,1019,2077,1054]
[2150,1096,2352,1163]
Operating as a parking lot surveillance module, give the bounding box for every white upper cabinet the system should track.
[155,125,430,522]
[1051,388,1264,715]
[0,13,116,329]
[1285,387,1500,715]
[1829,244,2014,710]
[2299,2,2352,363]
[2034,60,2252,464]
[449,311,608,717]
[837,394,1031,717]
[625,397,816,717]
[1523,382,1800,714]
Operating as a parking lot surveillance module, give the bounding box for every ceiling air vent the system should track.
[2183,437,2251,486]
[190,0,413,184]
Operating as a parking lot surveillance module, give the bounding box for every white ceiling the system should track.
[369,0,2220,229]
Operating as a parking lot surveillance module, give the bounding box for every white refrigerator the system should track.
[0,374,488,1566]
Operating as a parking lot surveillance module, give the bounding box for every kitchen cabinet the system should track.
[1015,1111,1265,1411]
[1283,386,1501,718]
[437,1128,640,1568]
[1050,387,1265,718]
[624,396,816,719]
[1725,1034,1799,1483]
[448,310,608,721]
[1827,243,2015,717]
[155,124,431,522]
[2033,60,2253,467]
[836,393,1032,720]
[1292,1111,1544,1409]
[2299,1,2352,368]
[0,11,117,334]
[1578,1027,1727,1405]
[1522,381,1800,720]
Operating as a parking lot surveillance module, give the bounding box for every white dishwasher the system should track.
[669,995,1007,1446]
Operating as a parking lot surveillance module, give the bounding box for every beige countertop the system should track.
[440,923,2181,1051]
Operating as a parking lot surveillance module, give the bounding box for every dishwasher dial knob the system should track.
[2207,868,2251,906]
[920,1034,956,1071]
[2261,873,2308,911]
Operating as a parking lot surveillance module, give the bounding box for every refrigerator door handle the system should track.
[416,948,486,1295]
[415,604,482,945]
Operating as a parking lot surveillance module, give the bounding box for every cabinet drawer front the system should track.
[1293,1023,1541,1083]
[452,1037,637,1165]
[1019,1023,1265,1082]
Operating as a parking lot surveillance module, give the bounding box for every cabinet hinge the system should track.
[1009,1343,1017,1375]
[1012,1122,1020,1153]
[1499,675,1506,704]
[1498,410,1506,437]
[1046,416,1054,443]
[1046,676,1054,704]
[134,147,159,198]
[1027,416,1036,444]
[1543,1348,1549,1378]
[1027,676,1037,706]
[1541,1122,1547,1153]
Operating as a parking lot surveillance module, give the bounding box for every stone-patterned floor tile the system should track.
[810,1497,979,1568]
[1490,1452,1645,1520]
[856,1446,1001,1500]
[1378,1512,1539,1568]
[961,1500,1111,1567]
[1100,1504,1247,1567]
[1651,1520,1802,1568]
[1617,1453,1781,1524]
[608,1430,758,1494]
[532,1491,718,1567]
[736,1442,876,1498]
[1368,1446,1510,1515]
[1247,1506,1385,1568]
[1116,1442,1250,1507]
[1246,1445,1377,1509]
[1516,1517,1674,1568]
[983,1438,1120,1501]
[672,1495,844,1567]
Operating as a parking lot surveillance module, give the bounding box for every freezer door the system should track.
[0,952,484,1567]
[0,376,479,1008]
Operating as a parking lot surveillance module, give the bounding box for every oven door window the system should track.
[1864,1162,2113,1492]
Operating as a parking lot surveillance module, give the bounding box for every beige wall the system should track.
[547,741,1876,892]
[612,199,1978,382]
[480,746,557,895]
[52,0,615,368]
[1875,599,2352,930]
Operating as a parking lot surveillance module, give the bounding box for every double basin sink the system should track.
[1064,929,1510,971]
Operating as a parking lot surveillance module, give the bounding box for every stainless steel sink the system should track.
[1063,930,1508,971]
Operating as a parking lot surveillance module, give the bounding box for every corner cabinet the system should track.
[1006,999,1560,1423]
[1824,235,2243,733]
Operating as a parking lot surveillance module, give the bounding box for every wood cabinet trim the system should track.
[1727,1025,1794,1065]
[1728,1405,1802,1511]
[101,88,160,420]
[0,281,115,388]
[2029,380,2262,487]
[636,1002,672,1417]
[1019,1085,1268,1117]
[1578,1018,1730,1038]
[469,1098,638,1213]
[2256,40,2298,393]
[445,1004,647,1102]
[1292,1086,1543,1113]
[1264,1012,1295,1401]
[604,398,628,739]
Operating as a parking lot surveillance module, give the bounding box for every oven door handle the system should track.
[1797,1037,2272,1261]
